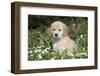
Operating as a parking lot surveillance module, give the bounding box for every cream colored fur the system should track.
[48,21,76,55]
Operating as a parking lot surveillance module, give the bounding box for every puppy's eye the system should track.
[53,29,55,31]
[59,29,61,31]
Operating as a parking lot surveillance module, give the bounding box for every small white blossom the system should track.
[80,35,83,39]
[36,46,42,49]
[83,48,85,51]
[79,53,87,56]
[42,50,47,54]
[61,57,64,59]
[51,58,55,60]
[46,47,50,50]
[37,45,45,49]
[38,54,42,59]
[34,49,41,53]
[52,52,55,54]
[42,48,50,54]
[29,51,33,54]
[32,46,35,48]
[74,52,87,57]
[30,54,33,56]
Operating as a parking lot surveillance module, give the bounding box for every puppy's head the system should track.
[48,21,68,39]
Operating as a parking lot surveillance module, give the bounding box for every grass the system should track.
[28,21,88,61]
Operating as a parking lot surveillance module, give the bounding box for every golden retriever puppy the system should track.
[48,21,76,55]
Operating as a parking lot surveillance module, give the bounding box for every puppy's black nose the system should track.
[55,33,58,37]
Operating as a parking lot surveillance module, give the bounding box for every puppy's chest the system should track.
[53,39,68,51]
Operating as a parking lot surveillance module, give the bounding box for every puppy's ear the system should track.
[47,26,52,36]
[63,24,69,37]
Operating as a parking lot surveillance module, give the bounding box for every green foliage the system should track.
[28,16,88,61]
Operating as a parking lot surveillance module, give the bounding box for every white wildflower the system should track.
[41,45,45,47]
[52,52,55,54]
[46,47,50,50]
[28,51,33,54]
[30,46,35,51]
[80,35,83,39]
[32,46,35,48]
[38,54,42,59]
[36,46,42,49]
[34,49,41,53]
[79,53,87,56]
[30,54,33,56]
[37,45,45,49]
[75,52,87,57]
[83,48,85,51]
[61,57,64,59]
[41,51,45,54]
[51,58,55,60]
[41,50,47,54]
[42,48,50,54]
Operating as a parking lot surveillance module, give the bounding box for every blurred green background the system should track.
[28,15,88,61]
